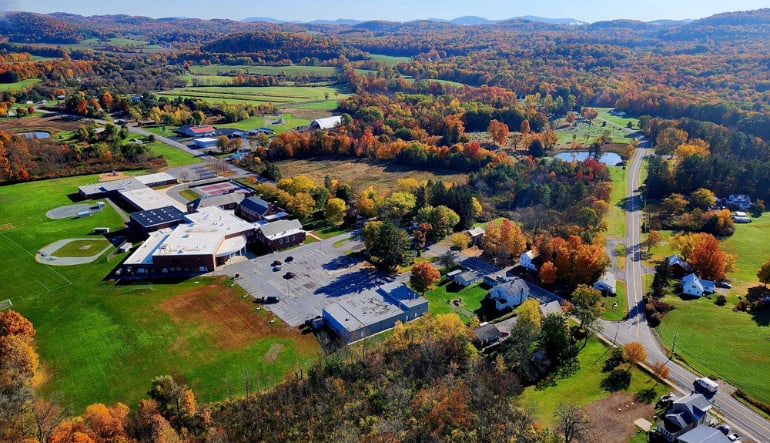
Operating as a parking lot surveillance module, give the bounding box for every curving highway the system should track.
[603,141,770,442]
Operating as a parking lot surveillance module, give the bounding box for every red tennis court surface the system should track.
[193,181,250,197]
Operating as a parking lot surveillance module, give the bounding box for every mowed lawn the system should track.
[656,293,770,404]
[0,177,320,411]
[518,337,665,430]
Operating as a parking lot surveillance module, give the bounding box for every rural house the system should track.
[488,278,529,311]
[466,227,486,247]
[472,323,503,348]
[681,273,715,298]
[657,393,713,442]
[453,270,481,287]
[539,300,564,317]
[667,255,692,277]
[519,250,541,271]
[726,194,751,210]
[676,425,731,443]
[593,271,617,295]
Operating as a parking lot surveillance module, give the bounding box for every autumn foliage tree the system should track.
[622,342,648,373]
[410,262,441,294]
[675,232,736,281]
[487,119,509,146]
[483,218,527,264]
[758,258,770,287]
[0,310,40,441]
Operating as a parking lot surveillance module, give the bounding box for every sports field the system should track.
[0,176,320,410]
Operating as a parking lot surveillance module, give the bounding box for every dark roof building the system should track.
[187,193,247,213]
[473,323,503,348]
[237,197,288,222]
[677,425,731,443]
[129,206,186,237]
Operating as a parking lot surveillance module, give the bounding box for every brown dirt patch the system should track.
[277,156,468,194]
[98,171,128,182]
[158,279,315,351]
[0,114,84,133]
[584,392,655,443]
[263,343,284,362]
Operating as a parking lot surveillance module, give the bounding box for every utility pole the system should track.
[669,333,679,361]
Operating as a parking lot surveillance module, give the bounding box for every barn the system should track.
[310,116,343,130]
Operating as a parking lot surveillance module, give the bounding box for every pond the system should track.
[554,151,623,166]
[19,131,51,139]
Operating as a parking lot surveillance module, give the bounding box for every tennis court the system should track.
[191,180,251,197]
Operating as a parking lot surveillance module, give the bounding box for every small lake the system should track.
[19,131,51,139]
[554,151,623,166]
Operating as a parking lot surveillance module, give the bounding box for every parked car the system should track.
[285,256,294,262]
[727,432,740,442]
[272,265,281,272]
[717,280,732,289]
[283,271,296,279]
[271,260,281,266]
[717,424,731,435]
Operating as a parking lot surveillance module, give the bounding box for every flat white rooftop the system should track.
[185,206,254,236]
[135,172,177,186]
[155,226,223,256]
[120,188,181,211]
[123,229,171,265]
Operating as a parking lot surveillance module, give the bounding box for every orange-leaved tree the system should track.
[410,262,441,294]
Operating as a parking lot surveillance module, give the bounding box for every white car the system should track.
[727,433,741,442]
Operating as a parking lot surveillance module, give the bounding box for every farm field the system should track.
[552,115,637,149]
[0,176,320,410]
[608,165,627,238]
[721,216,770,290]
[0,78,41,92]
[366,54,411,65]
[157,85,349,106]
[276,156,468,193]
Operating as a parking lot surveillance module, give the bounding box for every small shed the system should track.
[78,210,91,218]
[593,272,617,295]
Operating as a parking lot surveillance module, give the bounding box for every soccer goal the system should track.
[0,299,12,310]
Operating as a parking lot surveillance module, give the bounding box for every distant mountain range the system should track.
[241,15,591,26]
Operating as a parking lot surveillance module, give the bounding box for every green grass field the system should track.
[366,54,411,65]
[424,280,488,324]
[518,337,665,429]
[148,142,202,167]
[0,177,320,411]
[52,239,110,257]
[0,78,41,92]
[656,293,770,404]
[721,216,770,290]
[601,281,628,321]
[608,165,627,238]
[158,85,348,106]
[189,64,340,78]
[596,108,641,129]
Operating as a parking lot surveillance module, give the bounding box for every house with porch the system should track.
[488,278,529,311]
[657,393,713,442]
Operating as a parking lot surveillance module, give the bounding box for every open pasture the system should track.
[277,157,469,193]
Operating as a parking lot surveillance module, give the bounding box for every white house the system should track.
[593,272,617,295]
[682,273,704,297]
[727,194,751,210]
[453,270,480,287]
[681,273,714,297]
[519,250,541,271]
[466,227,486,247]
[488,278,529,310]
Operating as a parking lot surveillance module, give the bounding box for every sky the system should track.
[3,0,769,23]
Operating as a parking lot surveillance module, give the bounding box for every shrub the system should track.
[715,295,727,306]
[602,347,624,372]
[601,369,631,391]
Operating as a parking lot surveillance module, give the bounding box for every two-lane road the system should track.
[604,141,770,442]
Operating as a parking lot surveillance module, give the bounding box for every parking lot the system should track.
[215,232,401,327]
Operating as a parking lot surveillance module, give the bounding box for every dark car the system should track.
[285,256,294,262]
[271,259,281,266]
[717,280,732,289]
[272,265,281,272]
[283,271,296,279]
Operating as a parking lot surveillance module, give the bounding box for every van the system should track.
[695,377,718,393]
